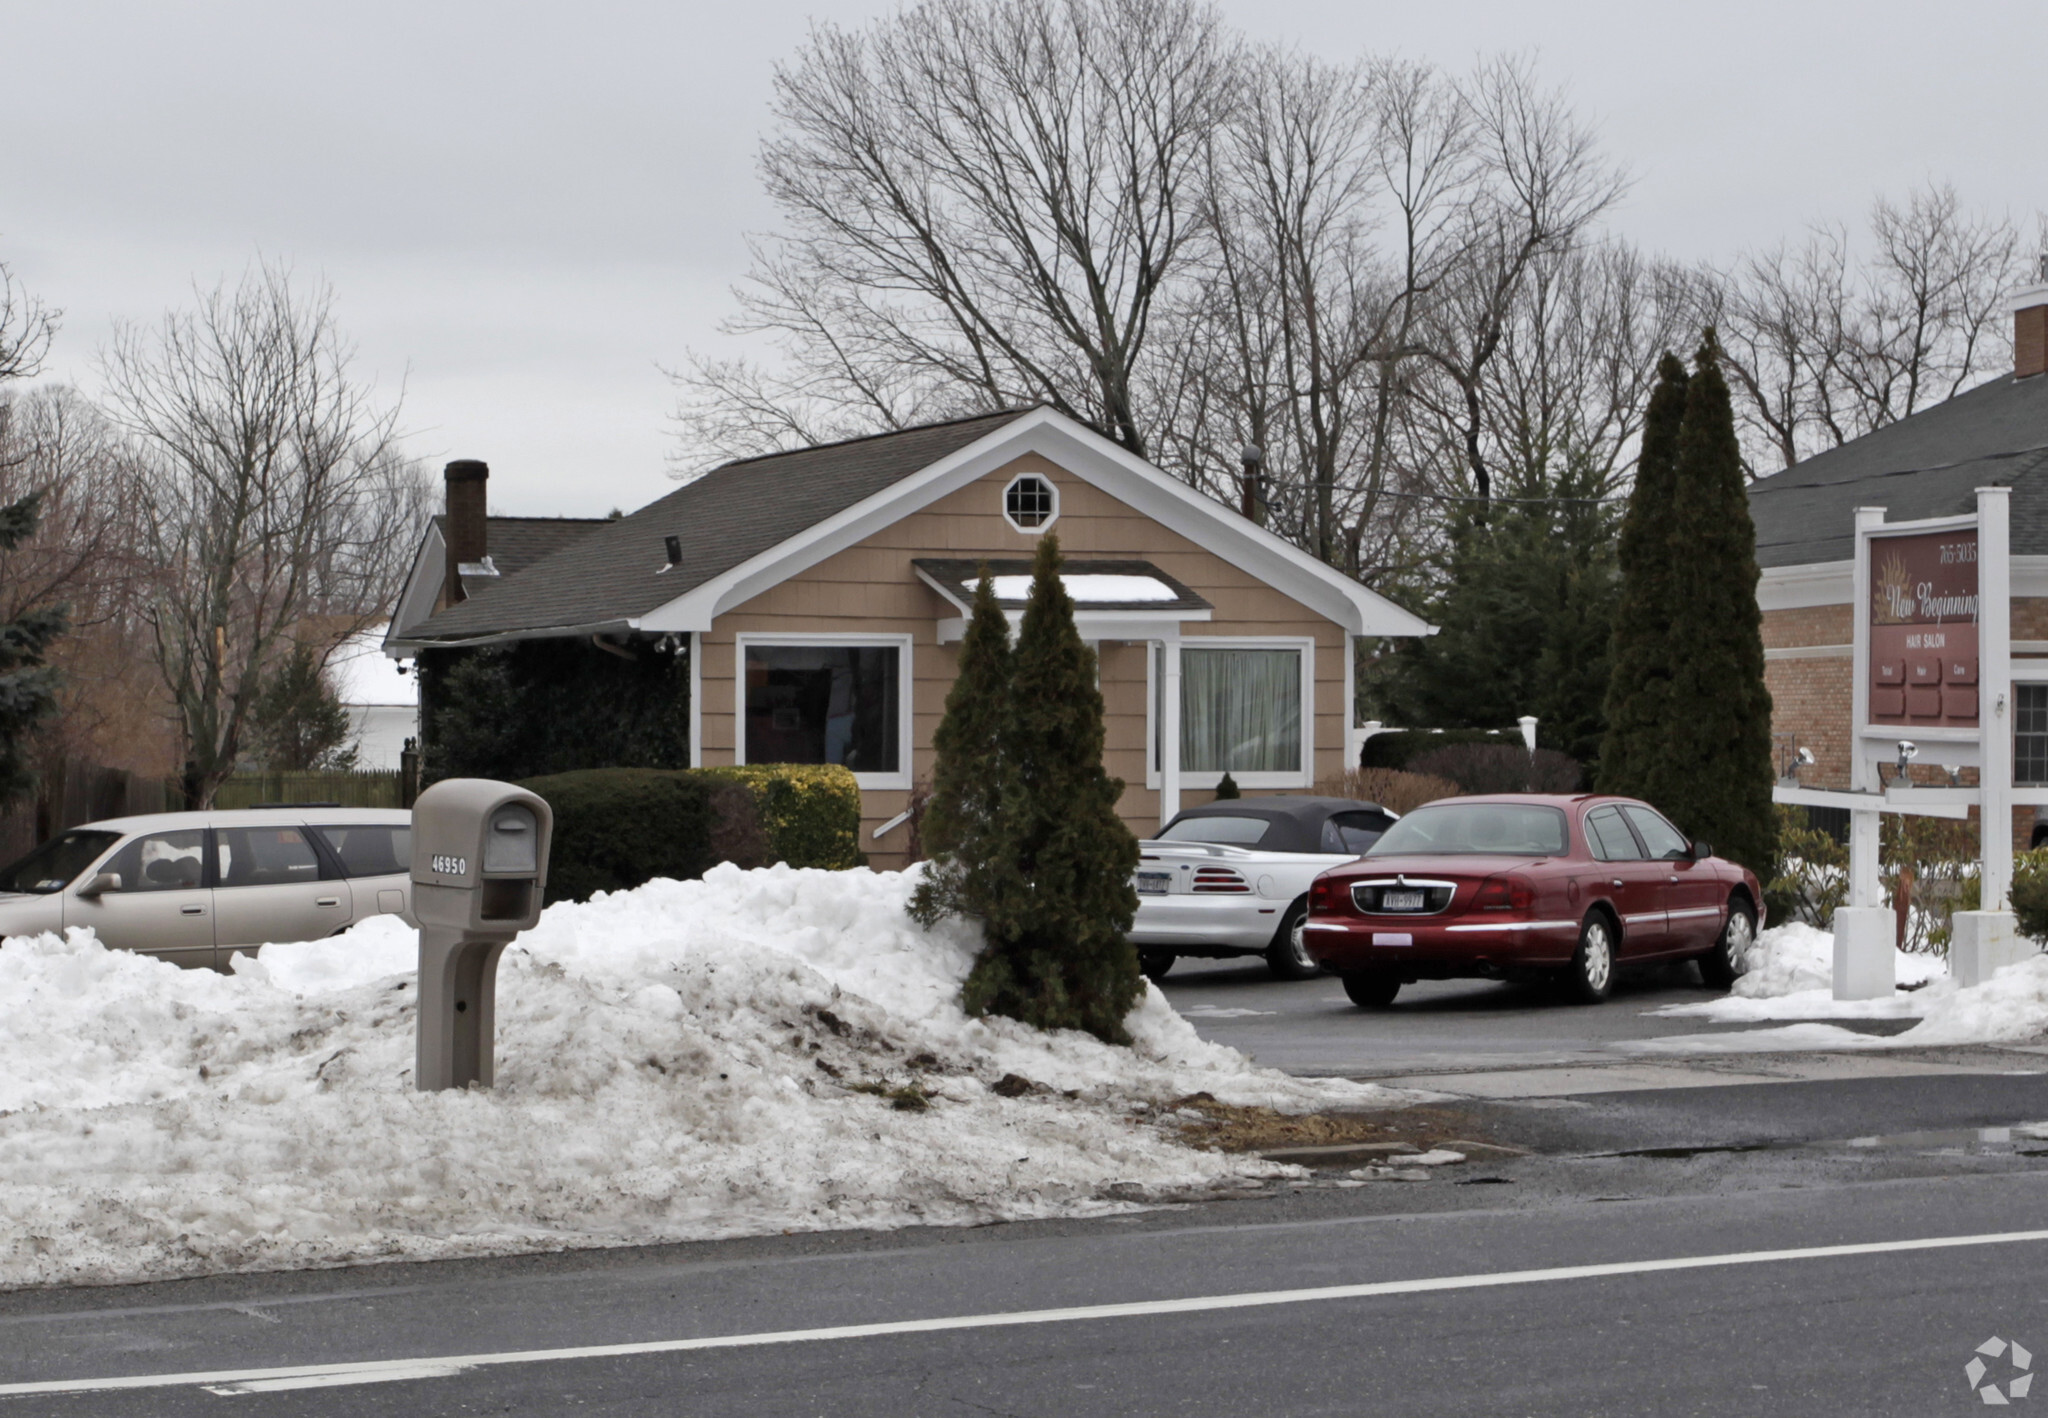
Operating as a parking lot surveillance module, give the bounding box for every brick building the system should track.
[1752,277,2048,846]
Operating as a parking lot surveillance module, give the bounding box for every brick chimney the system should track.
[2013,257,2048,380]
[443,459,489,606]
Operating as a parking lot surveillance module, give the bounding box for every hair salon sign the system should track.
[1867,527,1979,726]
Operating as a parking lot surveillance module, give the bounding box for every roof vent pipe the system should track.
[1239,443,1265,526]
[443,460,489,605]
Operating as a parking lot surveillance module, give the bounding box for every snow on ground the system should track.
[1627,920,2048,1055]
[0,864,1397,1290]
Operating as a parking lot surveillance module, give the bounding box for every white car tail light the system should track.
[1191,866,1251,894]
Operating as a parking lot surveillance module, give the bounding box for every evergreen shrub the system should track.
[697,764,864,870]
[1359,729,1519,771]
[519,768,720,904]
[1407,743,1583,795]
[519,763,861,903]
[2012,850,2048,943]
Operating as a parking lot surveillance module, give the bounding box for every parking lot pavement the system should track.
[1156,955,1768,1077]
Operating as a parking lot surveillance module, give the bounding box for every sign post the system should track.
[1820,487,2022,998]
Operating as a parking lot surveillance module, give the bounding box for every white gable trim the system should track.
[634,408,1435,639]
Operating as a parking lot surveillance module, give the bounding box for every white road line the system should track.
[8,1228,2048,1398]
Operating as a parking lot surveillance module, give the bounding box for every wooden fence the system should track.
[0,764,413,865]
[211,770,408,810]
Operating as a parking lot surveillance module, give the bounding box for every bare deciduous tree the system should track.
[672,0,1235,466]
[0,259,57,389]
[1705,182,2025,475]
[99,263,427,807]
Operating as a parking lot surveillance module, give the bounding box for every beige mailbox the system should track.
[410,778,553,1091]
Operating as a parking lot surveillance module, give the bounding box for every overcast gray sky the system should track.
[8,0,2045,518]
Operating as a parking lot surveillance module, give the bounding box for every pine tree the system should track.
[963,534,1143,1044]
[249,644,359,771]
[0,494,67,808]
[1214,772,1241,800]
[910,571,1011,927]
[1382,454,1621,766]
[1661,330,1777,874]
[1599,352,1689,796]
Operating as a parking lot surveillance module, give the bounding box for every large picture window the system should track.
[1153,642,1308,783]
[741,641,905,781]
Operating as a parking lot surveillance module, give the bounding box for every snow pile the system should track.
[0,864,1392,1289]
[1651,922,1944,1024]
[1631,921,2048,1054]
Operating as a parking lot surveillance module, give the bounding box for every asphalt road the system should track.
[11,1071,2048,1416]
[1155,953,1838,1075]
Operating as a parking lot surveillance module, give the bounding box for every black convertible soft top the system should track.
[1163,795,1391,855]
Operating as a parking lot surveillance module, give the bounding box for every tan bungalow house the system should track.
[387,407,1434,868]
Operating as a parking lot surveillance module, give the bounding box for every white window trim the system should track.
[1146,636,1315,790]
[732,631,915,791]
[1002,472,1059,534]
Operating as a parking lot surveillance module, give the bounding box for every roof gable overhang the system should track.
[634,408,1434,639]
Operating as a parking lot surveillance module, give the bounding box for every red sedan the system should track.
[1302,794,1764,1008]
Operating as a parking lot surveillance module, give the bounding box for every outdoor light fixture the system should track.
[1942,763,1962,787]
[1896,740,1919,784]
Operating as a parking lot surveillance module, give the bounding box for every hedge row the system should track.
[1359,728,1525,771]
[517,764,863,904]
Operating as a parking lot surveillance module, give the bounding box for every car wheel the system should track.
[1697,898,1756,990]
[1341,970,1400,1008]
[1564,914,1616,1003]
[1264,900,1320,980]
[1139,950,1177,982]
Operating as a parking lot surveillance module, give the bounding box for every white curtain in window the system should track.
[1174,648,1301,773]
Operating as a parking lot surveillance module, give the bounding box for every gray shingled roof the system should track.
[1749,374,2048,568]
[402,410,1031,643]
[436,515,609,589]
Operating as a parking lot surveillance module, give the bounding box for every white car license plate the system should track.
[1136,872,1172,896]
[1381,890,1426,912]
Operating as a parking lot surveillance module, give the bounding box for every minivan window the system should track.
[1158,815,1271,846]
[0,830,120,894]
[102,830,207,892]
[215,826,324,888]
[314,824,411,878]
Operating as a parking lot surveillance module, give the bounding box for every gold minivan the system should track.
[0,807,415,969]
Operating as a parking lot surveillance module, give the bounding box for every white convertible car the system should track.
[1130,796,1397,980]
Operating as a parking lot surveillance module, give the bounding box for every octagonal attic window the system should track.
[1004,474,1057,532]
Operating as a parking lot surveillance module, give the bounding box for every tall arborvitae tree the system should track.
[0,493,68,807]
[963,534,1143,1044]
[910,571,1011,927]
[1598,352,1689,797]
[1662,330,1777,874]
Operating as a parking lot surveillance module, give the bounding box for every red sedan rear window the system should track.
[1366,803,1568,857]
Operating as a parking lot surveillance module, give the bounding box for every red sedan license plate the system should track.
[1381,890,1426,912]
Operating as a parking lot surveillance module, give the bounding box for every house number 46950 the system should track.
[432,855,467,875]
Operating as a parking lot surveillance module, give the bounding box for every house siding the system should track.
[698,453,1352,868]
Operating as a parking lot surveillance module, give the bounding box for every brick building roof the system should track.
[1748,373,2048,568]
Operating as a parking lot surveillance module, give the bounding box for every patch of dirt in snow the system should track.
[1161,1095,1519,1155]
[0,863,1406,1290]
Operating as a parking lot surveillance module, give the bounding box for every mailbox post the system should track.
[409,778,552,1091]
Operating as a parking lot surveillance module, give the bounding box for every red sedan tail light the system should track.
[1191,867,1251,894]
[1309,876,1340,913]
[1471,874,1535,912]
